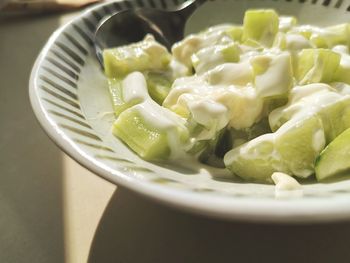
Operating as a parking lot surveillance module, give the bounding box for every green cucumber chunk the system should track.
[224,115,325,182]
[108,72,150,116]
[243,9,279,47]
[311,24,350,48]
[103,35,171,78]
[315,128,350,181]
[297,48,341,84]
[225,26,243,42]
[145,72,172,105]
[318,97,350,143]
[108,78,141,116]
[113,108,171,161]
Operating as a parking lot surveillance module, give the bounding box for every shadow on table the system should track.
[89,187,350,263]
[0,13,64,263]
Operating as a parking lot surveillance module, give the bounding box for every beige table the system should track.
[2,9,350,263]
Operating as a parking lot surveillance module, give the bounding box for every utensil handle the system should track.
[178,0,207,21]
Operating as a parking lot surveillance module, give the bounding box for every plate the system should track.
[30,0,350,222]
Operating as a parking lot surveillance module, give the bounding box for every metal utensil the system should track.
[94,0,206,67]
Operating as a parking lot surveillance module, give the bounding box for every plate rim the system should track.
[29,0,350,223]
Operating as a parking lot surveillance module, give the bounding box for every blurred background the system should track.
[2,1,350,262]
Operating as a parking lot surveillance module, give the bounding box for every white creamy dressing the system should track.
[312,128,326,152]
[115,34,163,60]
[252,52,292,97]
[332,44,349,55]
[191,44,233,74]
[334,46,350,68]
[168,59,191,79]
[271,172,302,190]
[285,33,312,50]
[332,82,350,96]
[290,25,325,38]
[165,74,264,130]
[122,71,150,102]
[135,101,190,158]
[269,83,347,129]
[278,16,297,32]
[206,61,253,86]
[171,25,234,67]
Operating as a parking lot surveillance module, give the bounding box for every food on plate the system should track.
[102,9,350,184]
[315,128,350,181]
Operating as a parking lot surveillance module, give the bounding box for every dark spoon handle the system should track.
[177,0,207,21]
[158,0,207,47]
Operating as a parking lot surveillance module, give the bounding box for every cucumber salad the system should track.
[102,9,350,185]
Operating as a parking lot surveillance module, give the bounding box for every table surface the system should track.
[2,9,350,263]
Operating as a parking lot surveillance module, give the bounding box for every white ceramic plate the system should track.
[30,0,350,223]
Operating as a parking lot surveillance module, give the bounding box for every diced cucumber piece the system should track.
[251,52,293,98]
[326,23,350,47]
[297,48,341,84]
[275,116,325,177]
[310,35,329,48]
[221,44,240,62]
[145,72,172,105]
[103,35,171,78]
[113,108,170,161]
[334,52,350,84]
[108,72,149,116]
[224,115,324,182]
[311,24,350,48]
[335,65,350,84]
[243,9,279,47]
[224,133,279,182]
[291,24,349,49]
[318,96,350,143]
[108,78,136,116]
[225,26,243,42]
[315,128,350,181]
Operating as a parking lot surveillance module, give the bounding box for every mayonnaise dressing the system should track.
[137,100,191,157]
[279,16,297,32]
[192,44,235,74]
[206,62,253,86]
[271,172,302,190]
[252,52,293,97]
[285,33,312,50]
[171,24,234,66]
[122,72,150,102]
[269,83,344,129]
